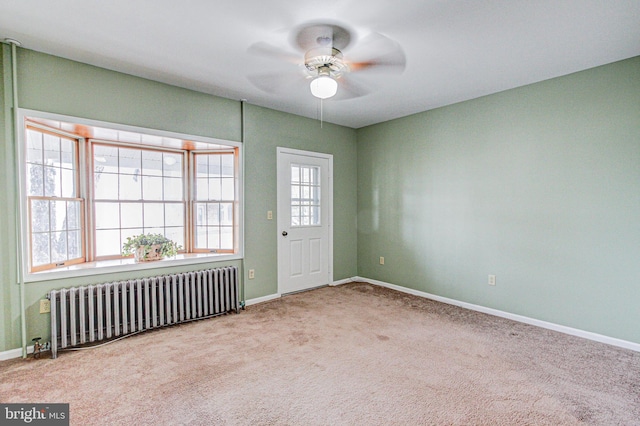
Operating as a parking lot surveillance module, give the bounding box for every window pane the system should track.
[26,130,43,164]
[220,203,233,226]
[144,227,164,236]
[95,202,120,230]
[207,203,220,226]
[26,164,44,196]
[95,229,121,257]
[94,145,118,174]
[50,200,68,232]
[165,203,183,227]
[207,227,220,249]
[141,150,163,176]
[291,166,300,183]
[118,147,141,175]
[43,134,60,166]
[208,178,221,200]
[66,202,81,230]
[196,226,207,247]
[121,203,143,229]
[143,203,164,228]
[31,200,50,232]
[94,173,118,199]
[61,169,76,198]
[44,166,60,197]
[163,153,182,177]
[290,165,320,228]
[221,178,234,200]
[60,138,74,168]
[165,227,184,249]
[142,176,163,200]
[196,155,208,178]
[220,227,233,249]
[196,178,208,200]
[311,206,320,225]
[32,233,50,266]
[119,173,142,200]
[195,203,206,227]
[208,155,221,175]
[310,167,319,185]
[68,230,82,259]
[164,177,182,201]
[51,231,67,263]
[221,154,234,177]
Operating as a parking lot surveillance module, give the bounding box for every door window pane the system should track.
[290,164,321,227]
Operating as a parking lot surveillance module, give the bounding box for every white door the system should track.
[277,148,332,294]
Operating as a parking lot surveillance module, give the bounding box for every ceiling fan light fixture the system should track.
[310,75,337,99]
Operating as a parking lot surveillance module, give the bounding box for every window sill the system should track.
[25,253,242,283]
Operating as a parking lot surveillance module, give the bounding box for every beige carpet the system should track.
[1,282,638,425]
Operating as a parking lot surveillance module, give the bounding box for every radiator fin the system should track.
[49,266,240,358]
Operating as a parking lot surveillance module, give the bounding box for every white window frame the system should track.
[18,109,244,282]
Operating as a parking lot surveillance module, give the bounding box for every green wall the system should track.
[1,43,638,354]
[357,56,640,344]
[0,46,358,352]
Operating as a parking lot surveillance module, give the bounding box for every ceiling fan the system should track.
[248,21,406,100]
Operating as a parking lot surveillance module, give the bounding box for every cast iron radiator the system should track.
[48,266,239,358]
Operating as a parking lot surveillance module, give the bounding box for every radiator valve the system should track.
[31,338,49,359]
[32,337,43,359]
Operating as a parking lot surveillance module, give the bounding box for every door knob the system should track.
[282,231,288,237]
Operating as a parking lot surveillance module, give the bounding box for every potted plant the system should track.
[122,233,182,262]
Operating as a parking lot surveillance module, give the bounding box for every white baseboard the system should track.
[245,293,281,306]
[353,276,640,353]
[247,278,354,305]
[0,345,34,361]
[5,278,635,360]
[330,278,354,286]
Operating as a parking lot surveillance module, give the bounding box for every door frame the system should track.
[276,147,333,295]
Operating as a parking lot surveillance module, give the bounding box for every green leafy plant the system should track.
[122,233,182,261]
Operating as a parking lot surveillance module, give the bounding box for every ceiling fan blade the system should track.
[346,32,406,73]
[334,74,370,100]
[247,71,308,94]
[247,42,301,64]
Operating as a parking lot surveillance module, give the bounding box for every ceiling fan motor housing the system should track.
[304,47,348,78]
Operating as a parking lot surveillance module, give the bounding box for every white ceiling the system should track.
[1,0,639,129]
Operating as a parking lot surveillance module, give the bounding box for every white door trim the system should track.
[276,147,333,295]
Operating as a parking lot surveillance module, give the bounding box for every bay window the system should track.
[21,112,242,276]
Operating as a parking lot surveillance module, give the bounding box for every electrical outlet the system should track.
[39,299,51,314]
[267,211,273,220]
[488,275,496,286]
[248,269,255,279]
[379,256,385,265]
